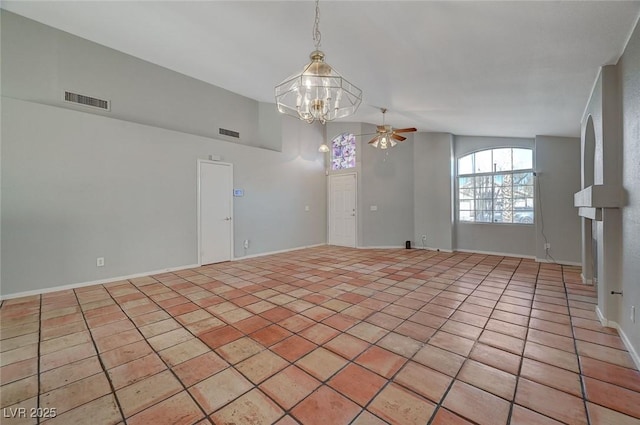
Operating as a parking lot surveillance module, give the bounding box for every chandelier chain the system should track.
[313,0,321,49]
[274,0,361,124]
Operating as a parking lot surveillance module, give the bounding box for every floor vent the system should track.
[219,128,240,138]
[64,91,110,111]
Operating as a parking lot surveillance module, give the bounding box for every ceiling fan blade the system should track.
[391,134,406,142]
[393,127,417,133]
[368,136,379,145]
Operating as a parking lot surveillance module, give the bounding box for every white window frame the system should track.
[456,147,535,225]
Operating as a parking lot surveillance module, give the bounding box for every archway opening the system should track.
[582,116,597,284]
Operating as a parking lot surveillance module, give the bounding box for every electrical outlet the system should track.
[544,243,551,250]
[96,257,105,267]
[243,240,249,249]
[631,306,636,323]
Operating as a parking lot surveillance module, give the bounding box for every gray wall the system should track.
[321,127,582,259]
[360,133,414,247]
[619,18,640,361]
[325,121,414,248]
[576,18,639,364]
[1,9,589,299]
[580,64,626,328]
[534,136,582,264]
[413,133,454,250]
[454,136,536,257]
[1,11,274,150]
[1,11,326,297]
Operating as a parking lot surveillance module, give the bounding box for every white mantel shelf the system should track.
[575,184,620,220]
[574,184,620,208]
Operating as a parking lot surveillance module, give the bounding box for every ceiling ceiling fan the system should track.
[367,108,417,149]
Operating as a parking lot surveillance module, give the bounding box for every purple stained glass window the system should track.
[331,133,356,170]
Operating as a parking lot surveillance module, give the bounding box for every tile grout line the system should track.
[152,272,327,423]
[206,250,455,420]
[121,270,296,422]
[507,257,541,425]
[7,248,602,425]
[36,294,42,425]
[427,255,520,425]
[563,264,593,425]
[72,287,127,423]
[384,257,486,424]
[208,256,392,422]
[248,250,455,423]
[105,277,217,423]
[519,263,589,424]
[281,250,474,424]
[217,249,467,423]
[338,251,476,424]
[392,252,494,425]
[125,265,375,422]
[438,257,561,422]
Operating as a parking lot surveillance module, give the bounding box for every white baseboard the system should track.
[357,245,456,252]
[536,258,582,266]
[596,306,640,371]
[596,305,608,326]
[456,248,536,260]
[618,326,640,371]
[0,263,200,301]
[581,273,594,285]
[414,246,454,253]
[1,243,330,300]
[234,243,327,260]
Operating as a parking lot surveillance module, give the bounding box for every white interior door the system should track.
[199,161,233,264]
[329,173,357,247]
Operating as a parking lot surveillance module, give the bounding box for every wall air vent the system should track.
[63,91,110,111]
[219,128,240,138]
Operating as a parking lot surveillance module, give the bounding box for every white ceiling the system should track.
[3,1,640,138]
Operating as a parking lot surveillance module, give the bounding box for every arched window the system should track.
[331,133,356,170]
[457,148,534,224]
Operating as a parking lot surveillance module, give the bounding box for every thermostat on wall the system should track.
[233,189,244,197]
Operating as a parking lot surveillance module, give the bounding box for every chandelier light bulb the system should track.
[274,0,362,124]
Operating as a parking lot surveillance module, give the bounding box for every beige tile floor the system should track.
[1,246,639,424]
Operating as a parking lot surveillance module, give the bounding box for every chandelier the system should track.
[275,0,362,124]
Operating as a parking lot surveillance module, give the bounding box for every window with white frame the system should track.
[331,133,356,171]
[457,148,534,224]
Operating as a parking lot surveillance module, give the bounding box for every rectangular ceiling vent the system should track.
[219,128,240,139]
[64,91,110,111]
